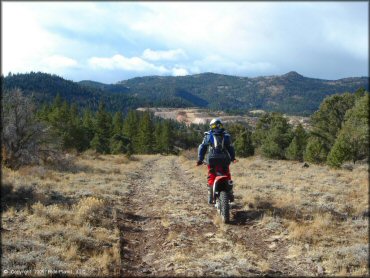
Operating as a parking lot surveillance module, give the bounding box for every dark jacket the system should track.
[198,128,235,163]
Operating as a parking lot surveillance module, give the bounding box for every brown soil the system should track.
[117,156,316,276]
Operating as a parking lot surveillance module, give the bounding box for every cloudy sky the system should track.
[2,2,368,83]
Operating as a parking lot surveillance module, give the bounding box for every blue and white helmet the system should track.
[209,118,223,130]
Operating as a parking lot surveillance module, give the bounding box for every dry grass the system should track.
[1,153,144,276]
[180,152,368,276]
[2,151,368,276]
[233,156,368,275]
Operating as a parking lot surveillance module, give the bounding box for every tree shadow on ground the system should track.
[1,182,76,212]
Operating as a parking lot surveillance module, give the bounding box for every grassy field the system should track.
[1,151,368,276]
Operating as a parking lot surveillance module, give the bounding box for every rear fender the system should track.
[213,176,232,199]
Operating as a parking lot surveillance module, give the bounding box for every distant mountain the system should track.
[3,71,368,116]
[112,71,369,115]
[2,72,142,113]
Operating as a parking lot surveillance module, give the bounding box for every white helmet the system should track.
[209,118,223,130]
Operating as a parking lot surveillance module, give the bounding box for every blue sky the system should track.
[2,2,368,83]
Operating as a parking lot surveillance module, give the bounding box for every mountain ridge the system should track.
[3,71,368,116]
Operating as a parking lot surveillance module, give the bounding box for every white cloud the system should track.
[172,67,189,76]
[41,55,78,69]
[2,2,368,81]
[3,3,56,73]
[191,55,277,76]
[88,54,169,73]
[142,48,186,61]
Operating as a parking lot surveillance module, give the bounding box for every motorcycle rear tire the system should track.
[219,191,230,223]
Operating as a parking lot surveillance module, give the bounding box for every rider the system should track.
[196,118,236,204]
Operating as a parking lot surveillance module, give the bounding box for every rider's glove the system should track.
[196,160,203,166]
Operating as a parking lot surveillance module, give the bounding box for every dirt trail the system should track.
[117,156,316,276]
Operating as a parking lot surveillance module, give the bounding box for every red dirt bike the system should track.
[212,171,234,224]
[200,162,235,224]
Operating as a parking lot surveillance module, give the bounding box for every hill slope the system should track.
[114,71,368,115]
[3,71,368,115]
[2,72,142,113]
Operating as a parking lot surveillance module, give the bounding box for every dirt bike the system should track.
[212,171,234,224]
[199,161,235,224]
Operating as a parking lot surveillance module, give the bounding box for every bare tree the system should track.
[2,88,61,169]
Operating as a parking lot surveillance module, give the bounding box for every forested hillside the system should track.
[115,71,369,115]
[2,71,368,116]
[2,72,143,114]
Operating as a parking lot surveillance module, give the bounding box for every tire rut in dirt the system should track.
[119,156,217,276]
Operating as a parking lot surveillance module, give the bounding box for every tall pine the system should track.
[137,110,155,154]
[91,102,112,154]
[123,110,140,153]
[327,93,369,167]
[286,123,308,161]
[234,130,254,157]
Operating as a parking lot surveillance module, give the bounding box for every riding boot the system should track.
[208,187,214,204]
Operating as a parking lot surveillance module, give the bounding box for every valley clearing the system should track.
[2,152,368,276]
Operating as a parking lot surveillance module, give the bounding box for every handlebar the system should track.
[196,160,237,166]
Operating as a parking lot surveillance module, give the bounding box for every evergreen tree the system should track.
[112,111,123,136]
[110,111,130,154]
[227,123,247,139]
[154,121,164,153]
[91,102,112,154]
[327,94,369,167]
[125,142,133,158]
[260,113,293,159]
[82,108,95,148]
[286,123,308,161]
[308,93,356,162]
[47,100,72,149]
[137,111,155,153]
[234,130,254,157]
[68,103,88,152]
[252,113,273,147]
[52,93,63,110]
[304,136,327,163]
[123,110,140,153]
[160,121,174,154]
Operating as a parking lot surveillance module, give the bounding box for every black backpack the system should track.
[207,132,231,167]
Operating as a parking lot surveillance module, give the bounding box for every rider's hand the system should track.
[232,159,238,163]
[196,160,203,166]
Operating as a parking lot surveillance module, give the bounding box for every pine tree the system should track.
[252,113,273,147]
[160,121,174,154]
[327,94,369,167]
[125,142,133,158]
[234,130,254,157]
[110,112,130,154]
[304,136,327,163]
[112,111,123,136]
[123,110,140,153]
[91,102,112,154]
[286,123,308,161]
[154,121,164,153]
[82,108,95,148]
[68,103,89,152]
[308,93,356,162]
[52,93,63,110]
[47,100,71,149]
[260,113,293,159]
[137,111,155,154]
